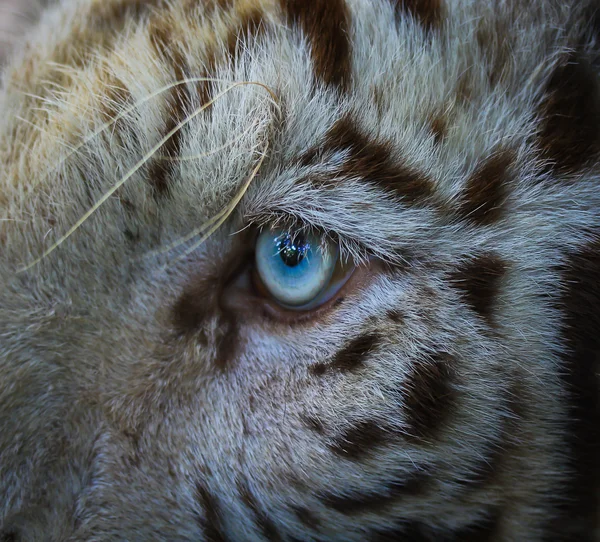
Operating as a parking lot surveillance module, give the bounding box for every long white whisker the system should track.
[141,207,229,260]
[155,120,258,162]
[166,141,269,268]
[52,78,278,170]
[18,81,276,272]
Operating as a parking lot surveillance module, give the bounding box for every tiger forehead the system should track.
[1,0,528,180]
[1,0,589,242]
[3,0,420,160]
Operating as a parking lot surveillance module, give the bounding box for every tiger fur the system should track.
[0,0,599,540]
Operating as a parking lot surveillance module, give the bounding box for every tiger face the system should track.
[0,0,599,540]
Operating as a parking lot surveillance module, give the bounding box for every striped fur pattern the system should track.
[0,0,599,540]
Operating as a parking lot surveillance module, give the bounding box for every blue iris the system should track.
[255,228,337,307]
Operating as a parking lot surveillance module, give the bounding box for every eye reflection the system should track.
[275,233,309,267]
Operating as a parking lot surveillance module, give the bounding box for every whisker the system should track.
[15,114,44,132]
[229,221,253,237]
[19,91,55,104]
[166,141,269,268]
[18,81,277,272]
[44,61,78,75]
[140,206,229,262]
[38,78,70,91]
[144,140,268,262]
[155,120,258,162]
[50,77,279,172]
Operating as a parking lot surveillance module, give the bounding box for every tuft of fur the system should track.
[0,0,599,540]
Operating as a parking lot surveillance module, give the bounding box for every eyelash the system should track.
[250,217,370,268]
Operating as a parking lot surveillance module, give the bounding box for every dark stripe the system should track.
[214,315,239,371]
[449,254,508,327]
[146,14,192,197]
[328,420,389,460]
[538,52,600,175]
[99,76,144,167]
[122,429,142,468]
[180,0,205,11]
[309,333,379,375]
[147,98,186,197]
[226,7,265,58]
[456,446,503,491]
[474,17,512,88]
[89,0,164,23]
[172,276,238,369]
[589,5,600,60]
[402,352,457,442]
[238,482,283,541]
[197,47,217,112]
[504,378,528,429]
[457,383,525,492]
[331,333,379,371]
[100,77,133,125]
[547,239,600,539]
[199,6,267,112]
[448,509,502,542]
[455,69,473,104]
[172,277,216,335]
[148,13,193,119]
[280,0,351,89]
[309,362,328,376]
[370,84,385,118]
[330,333,379,371]
[369,523,430,542]
[460,150,514,225]
[181,3,264,110]
[148,14,187,78]
[454,430,508,492]
[370,509,501,541]
[43,0,163,83]
[306,116,434,203]
[291,505,321,529]
[321,471,428,516]
[194,483,229,542]
[391,0,443,31]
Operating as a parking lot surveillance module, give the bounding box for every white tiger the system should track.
[0,0,598,540]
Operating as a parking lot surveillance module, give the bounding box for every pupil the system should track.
[277,234,308,267]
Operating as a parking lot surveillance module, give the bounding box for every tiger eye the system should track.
[255,228,344,308]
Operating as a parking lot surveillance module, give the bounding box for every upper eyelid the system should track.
[249,214,371,266]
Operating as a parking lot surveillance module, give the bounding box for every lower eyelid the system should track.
[304,260,356,307]
[221,256,371,326]
[257,262,369,324]
[253,255,355,312]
